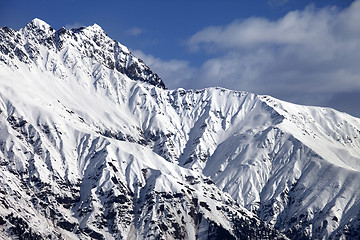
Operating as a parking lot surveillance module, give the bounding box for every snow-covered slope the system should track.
[0,19,360,239]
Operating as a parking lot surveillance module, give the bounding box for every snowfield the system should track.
[0,18,360,239]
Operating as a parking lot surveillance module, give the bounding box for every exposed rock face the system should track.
[1,19,360,239]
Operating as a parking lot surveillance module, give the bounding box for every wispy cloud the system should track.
[133,50,195,89]
[184,0,360,115]
[65,22,84,29]
[126,27,143,36]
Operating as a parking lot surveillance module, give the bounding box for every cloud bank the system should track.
[139,1,360,117]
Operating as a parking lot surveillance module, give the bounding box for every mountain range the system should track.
[1,18,360,239]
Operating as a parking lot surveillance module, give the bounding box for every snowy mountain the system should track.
[0,18,360,239]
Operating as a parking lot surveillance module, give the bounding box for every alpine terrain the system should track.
[0,18,360,240]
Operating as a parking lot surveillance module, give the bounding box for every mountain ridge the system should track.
[1,18,165,89]
[0,19,360,239]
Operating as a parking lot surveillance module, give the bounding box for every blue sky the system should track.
[1,0,359,117]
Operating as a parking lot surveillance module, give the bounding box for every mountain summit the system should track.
[1,18,165,89]
[1,19,360,239]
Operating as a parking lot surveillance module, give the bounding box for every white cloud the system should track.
[185,1,360,116]
[127,1,360,116]
[133,50,195,89]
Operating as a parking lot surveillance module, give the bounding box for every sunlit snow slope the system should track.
[1,18,360,239]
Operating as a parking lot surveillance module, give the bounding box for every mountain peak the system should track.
[25,18,53,33]
[2,18,166,88]
[30,18,51,29]
[20,18,54,39]
[81,23,106,35]
[89,23,102,30]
